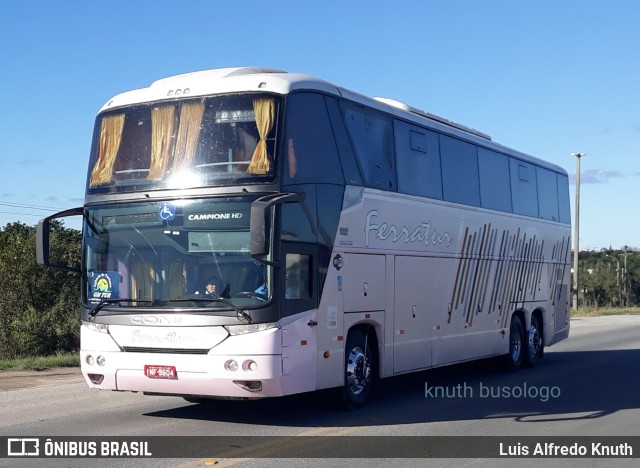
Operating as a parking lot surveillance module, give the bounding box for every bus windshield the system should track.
[83,198,271,311]
[86,93,280,194]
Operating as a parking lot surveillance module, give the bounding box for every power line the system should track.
[0,201,71,222]
[0,211,46,217]
[0,201,66,212]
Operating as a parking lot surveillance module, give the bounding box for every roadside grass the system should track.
[0,352,79,371]
[570,306,640,317]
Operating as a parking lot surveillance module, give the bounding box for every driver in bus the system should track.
[197,277,229,298]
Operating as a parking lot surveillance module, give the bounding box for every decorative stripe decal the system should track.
[448,224,570,329]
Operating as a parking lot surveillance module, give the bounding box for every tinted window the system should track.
[281,186,317,243]
[537,167,560,221]
[478,148,511,212]
[285,253,312,299]
[324,97,362,186]
[440,135,480,206]
[395,120,442,199]
[557,174,571,224]
[510,159,538,217]
[342,102,396,191]
[280,243,317,317]
[283,93,344,185]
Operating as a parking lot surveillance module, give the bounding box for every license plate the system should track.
[144,365,177,379]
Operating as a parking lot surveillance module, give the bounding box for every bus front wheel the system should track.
[342,328,376,410]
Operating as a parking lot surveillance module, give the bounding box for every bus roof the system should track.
[99,67,340,112]
[99,67,567,176]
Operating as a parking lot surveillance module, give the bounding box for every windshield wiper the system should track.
[184,297,252,323]
[87,297,252,323]
[88,298,154,318]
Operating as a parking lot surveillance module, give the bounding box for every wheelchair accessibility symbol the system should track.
[159,202,176,221]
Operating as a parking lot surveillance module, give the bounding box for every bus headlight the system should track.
[85,322,109,334]
[224,322,278,336]
[224,360,239,372]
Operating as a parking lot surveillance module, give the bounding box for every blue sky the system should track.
[1,0,638,250]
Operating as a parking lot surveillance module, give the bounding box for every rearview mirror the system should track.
[36,207,84,273]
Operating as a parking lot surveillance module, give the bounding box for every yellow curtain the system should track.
[147,105,175,180]
[247,98,275,174]
[167,260,186,299]
[172,102,204,172]
[89,114,125,186]
[131,261,155,301]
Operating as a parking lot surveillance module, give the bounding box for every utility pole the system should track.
[571,152,586,310]
[605,254,621,305]
[619,248,635,306]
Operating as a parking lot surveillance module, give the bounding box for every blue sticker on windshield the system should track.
[89,271,120,302]
[159,202,176,221]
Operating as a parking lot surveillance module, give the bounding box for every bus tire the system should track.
[524,313,543,367]
[342,328,376,410]
[504,314,525,372]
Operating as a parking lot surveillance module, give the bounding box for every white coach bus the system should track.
[37,67,571,408]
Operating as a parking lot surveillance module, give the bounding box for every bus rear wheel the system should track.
[342,328,376,410]
[504,314,525,371]
[525,314,543,367]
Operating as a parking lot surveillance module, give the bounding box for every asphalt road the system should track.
[1,315,640,467]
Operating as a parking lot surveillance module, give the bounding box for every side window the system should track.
[324,97,362,186]
[281,186,317,243]
[510,159,538,217]
[342,102,396,191]
[283,93,344,185]
[557,174,571,224]
[280,243,316,317]
[478,148,512,213]
[285,253,311,299]
[537,167,560,221]
[440,135,480,207]
[394,120,442,199]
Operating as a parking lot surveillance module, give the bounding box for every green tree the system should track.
[0,221,81,358]
[578,248,639,308]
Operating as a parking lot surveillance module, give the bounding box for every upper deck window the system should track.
[87,93,280,194]
[341,102,396,191]
[282,93,344,185]
[440,135,480,207]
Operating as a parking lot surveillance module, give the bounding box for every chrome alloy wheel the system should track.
[528,324,541,358]
[346,346,371,396]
